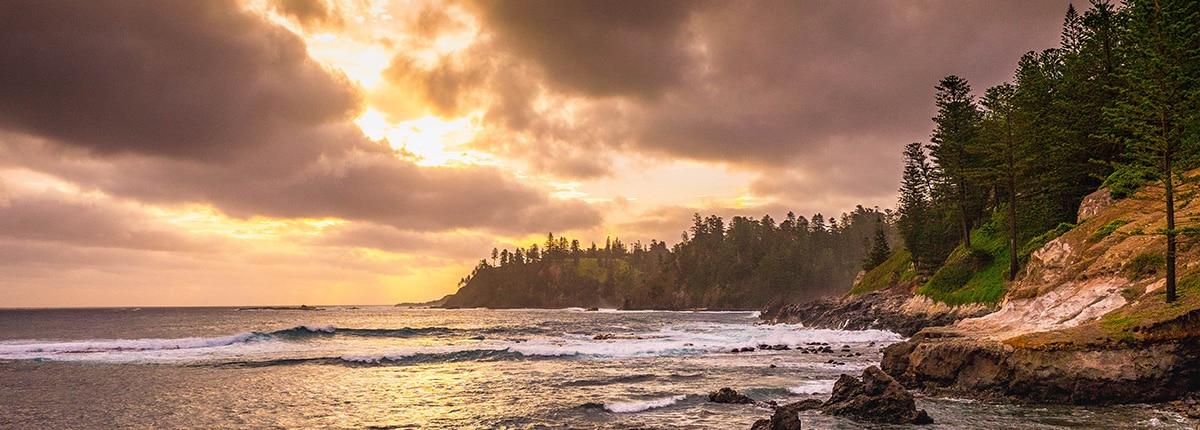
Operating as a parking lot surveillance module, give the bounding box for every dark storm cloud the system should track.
[630,1,1076,169]
[468,0,708,100]
[412,0,1073,188]
[0,0,360,161]
[0,1,602,235]
[3,127,601,235]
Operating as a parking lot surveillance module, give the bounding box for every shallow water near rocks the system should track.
[0,307,1191,429]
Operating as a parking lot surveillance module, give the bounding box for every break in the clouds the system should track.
[0,0,1079,306]
[0,0,599,235]
[395,0,1072,185]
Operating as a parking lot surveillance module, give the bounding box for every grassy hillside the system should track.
[917,218,1011,306]
[848,248,917,295]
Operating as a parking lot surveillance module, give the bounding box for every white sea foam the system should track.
[300,325,335,333]
[789,379,837,395]
[0,331,269,357]
[604,395,686,413]
[503,323,900,359]
[0,312,903,364]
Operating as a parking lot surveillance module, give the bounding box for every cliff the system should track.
[882,175,1200,404]
[762,248,993,336]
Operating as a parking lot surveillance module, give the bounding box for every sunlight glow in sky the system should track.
[0,0,1075,306]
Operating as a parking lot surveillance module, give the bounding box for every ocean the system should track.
[0,307,1191,429]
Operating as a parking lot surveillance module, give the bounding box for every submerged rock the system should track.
[708,387,754,404]
[820,366,933,425]
[747,399,819,430]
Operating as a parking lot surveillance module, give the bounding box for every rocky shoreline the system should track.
[761,185,1200,418]
[760,284,991,337]
[711,365,933,428]
[881,328,1200,404]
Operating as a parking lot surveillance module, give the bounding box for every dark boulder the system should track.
[749,407,802,430]
[779,398,823,412]
[747,396,823,429]
[821,366,933,425]
[708,387,754,404]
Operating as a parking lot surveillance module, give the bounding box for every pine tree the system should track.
[863,217,891,270]
[929,75,985,249]
[981,83,1024,280]
[1108,0,1200,303]
[897,142,943,270]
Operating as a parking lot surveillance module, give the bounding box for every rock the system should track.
[749,400,817,430]
[593,333,642,340]
[820,366,933,425]
[1077,188,1113,220]
[882,332,1200,404]
[762,285,990,337]
[779,398,823,412]
[749,407,802,430]
[708,387,754,404]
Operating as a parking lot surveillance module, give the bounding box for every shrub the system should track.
[1092,220,1129,241]
[1122,252,1165,279]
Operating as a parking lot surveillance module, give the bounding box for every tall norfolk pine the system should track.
[897,142,950,271]
[1107,0,1200,303]
[928,75,986,251]
[981,83,1024,281]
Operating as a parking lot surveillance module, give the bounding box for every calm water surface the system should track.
[0,307,1191,429]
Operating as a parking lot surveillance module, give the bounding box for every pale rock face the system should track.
[1032,237,1074,270]
[957,276,1128,341]
[1077,188,1114,220]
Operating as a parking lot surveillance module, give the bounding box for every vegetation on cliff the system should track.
[894,0,1200,307]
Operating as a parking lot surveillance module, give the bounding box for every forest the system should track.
[445,0,1199,310]
[896,0,1199,305]
[442,207,894,310]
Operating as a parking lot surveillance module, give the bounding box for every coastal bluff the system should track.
[881,183,1200,404]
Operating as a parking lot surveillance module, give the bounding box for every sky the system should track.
[0,0,1077,307]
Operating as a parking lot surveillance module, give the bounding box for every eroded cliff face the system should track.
[882,328,1200,403]
[955,186,1196,340]
[883,180,1200,404]
[762,284,991,337]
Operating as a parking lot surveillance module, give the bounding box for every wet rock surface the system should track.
[881,329,1200,404]
[820,365,933,425]
[761,286,990,337]
[707,387,754,404]
[749,407,802,430]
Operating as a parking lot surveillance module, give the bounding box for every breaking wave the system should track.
[0,318,902,365]
[603,395,688,413]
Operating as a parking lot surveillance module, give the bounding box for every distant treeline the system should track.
[442,207,895,310]
[898,0,1199,303]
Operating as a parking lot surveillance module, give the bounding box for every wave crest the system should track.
[604,395,688,413]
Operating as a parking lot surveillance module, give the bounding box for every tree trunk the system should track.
[958,193,972,249]
[1165,145,1176,303]
[1008,175,1019,281]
